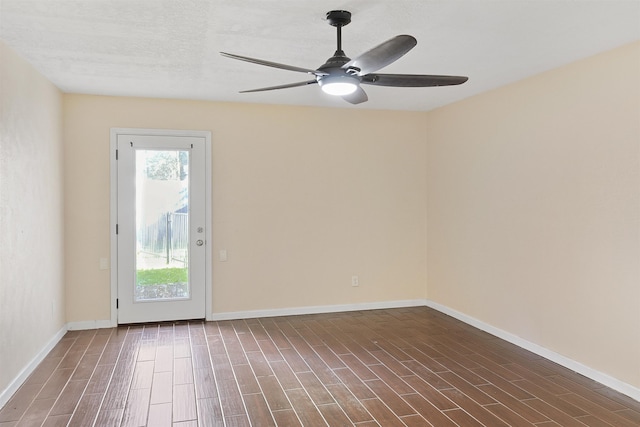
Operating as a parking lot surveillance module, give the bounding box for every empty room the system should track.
[1,1,639,426]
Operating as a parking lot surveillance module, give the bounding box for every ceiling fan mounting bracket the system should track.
[326,10,351,27]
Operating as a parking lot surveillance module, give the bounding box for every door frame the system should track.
[110,128,212,325]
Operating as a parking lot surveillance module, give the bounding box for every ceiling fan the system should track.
[220,10,468,105]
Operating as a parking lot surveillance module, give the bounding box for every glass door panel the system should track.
[135,149,190,302]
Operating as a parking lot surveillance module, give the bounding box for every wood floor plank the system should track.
[402,393,458,427]
[4,307,639,426]
[173,357,194,385]
[332,368,377,400]
[267,360,301,391]
[476,383,549,423]
[549,377,628,411]
[285,388,328,426]
[234,327,260,354]
[264,328,292,351]
[147,402,171,427]
[512,379,589,418]
[223,414,251,427]
[15,397,55,426]
[71,353,101,381]
[36,368,74,400]
[188,322,206,346]
[297,371,334,405]
[57,346,87,370]
[232,364,262,395]
[317,402,353,426]
[368,364,415,395]
[196,398,224,427]
[440,388,510,427]
[224,338,250,367]
[401,375,458,411]
[257,375,291,411]
[66,393,103,427]
[369,349,414,377]
[313,344,346,370]
[256,338,284,363]
[574,414,617,427]
[83,363,114,395]
[150,371,173,404]
[48,379,88,416]
[0,383,44,423]
[121,388,151,427]
[172,383,197,422]
[280,348,311,374]
[244,351,272,378]
[193,366,218,400]
[339,354,378,381]
[191,344,211,370]
[100,329,141,411]
[442,408,485,426]
[137,340,157,362]
[325,383,374,424]
[560,393,639,427]
[242,393,275,426]
[41,413,71,427]
[131,360,154,390]
[615,408,640,424]
[522,398,589,427]
[360,398,407,427]
[154,344,174,373]
[92,407,122,426]
[365,379,416,417]
[402,360,454,390]
[483,402,537,426]
[173,338,191,359]
[469,365,533,400]
[216,379,245,417]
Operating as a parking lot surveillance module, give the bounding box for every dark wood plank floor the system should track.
[1,307,639,426]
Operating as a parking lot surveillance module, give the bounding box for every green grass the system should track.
[136,267,188,286]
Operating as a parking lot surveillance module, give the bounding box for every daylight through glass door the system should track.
[135,149,190,302]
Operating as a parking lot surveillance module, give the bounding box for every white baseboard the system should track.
[424,300,640,402]
[66,319,115,331]
[208,299,428,321]
[0,325,68,410]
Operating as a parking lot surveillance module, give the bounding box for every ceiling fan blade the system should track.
[361,73,468,87]
[221,52,317,74]
[343,35,417,75]
[239,80,318,93]
[341,86,368,104]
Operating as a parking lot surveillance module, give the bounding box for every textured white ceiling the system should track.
[1,0,639,111]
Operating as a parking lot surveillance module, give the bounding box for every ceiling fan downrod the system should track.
[326,10,351,57]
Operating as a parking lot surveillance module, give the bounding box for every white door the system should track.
[116,132,207,323]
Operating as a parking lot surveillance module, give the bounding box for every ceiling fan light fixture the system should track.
[319,75,359,96]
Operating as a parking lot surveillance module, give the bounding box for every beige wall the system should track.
[63,97,428,321]
[0,42,65,396]
[425,41,640,388]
